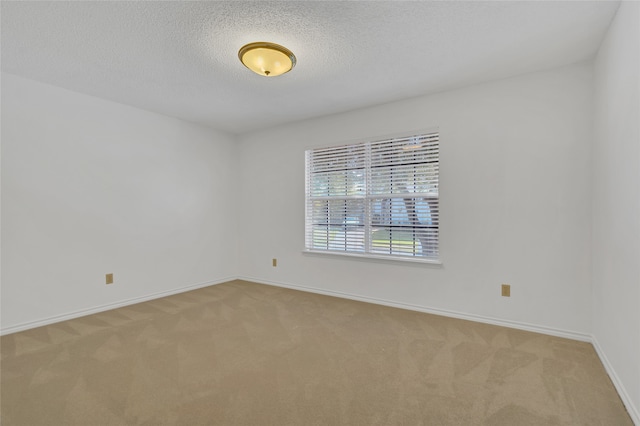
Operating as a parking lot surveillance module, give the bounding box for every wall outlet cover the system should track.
[501,284,510,297]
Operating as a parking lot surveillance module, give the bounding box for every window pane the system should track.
[308,199,365,252]
[371,197,435,226]
[370,197,438,257]
[309,144,365,173]
[370,164,438,195]
[310,169,365,197]
[371,227,420,255]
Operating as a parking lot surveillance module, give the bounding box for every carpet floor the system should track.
[1,279,633,425]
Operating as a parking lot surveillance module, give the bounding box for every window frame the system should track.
[304,130,441,265]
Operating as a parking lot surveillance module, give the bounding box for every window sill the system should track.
[302,249,443,267]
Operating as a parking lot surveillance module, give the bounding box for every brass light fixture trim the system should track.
[238,42,296,77]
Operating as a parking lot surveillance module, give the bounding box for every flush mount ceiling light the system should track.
[238,42,296,77]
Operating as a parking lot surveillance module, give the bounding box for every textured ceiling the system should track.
[1,1,619,134]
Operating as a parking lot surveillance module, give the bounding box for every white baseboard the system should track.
[0,276,235,336]
[592,337,640,425]
[240,276,639,424]
[237,276,592,342]
[4,274,636,425]
[2,274,590,342]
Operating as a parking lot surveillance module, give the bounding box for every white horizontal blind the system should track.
[305,131,439,261]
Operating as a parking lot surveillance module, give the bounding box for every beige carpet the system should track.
[1,280,632,425]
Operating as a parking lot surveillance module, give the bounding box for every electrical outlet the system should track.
[272,258,277,267]
[501,284,510,297]
[106,273,114,285]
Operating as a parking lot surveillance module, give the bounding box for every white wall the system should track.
[1,73,238,332]
[592,1,640,422]
[237,63,593,337]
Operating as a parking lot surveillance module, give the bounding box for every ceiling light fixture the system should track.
[238,42,296,77]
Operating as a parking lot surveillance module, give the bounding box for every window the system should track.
[305,131,439,262]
